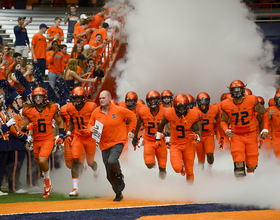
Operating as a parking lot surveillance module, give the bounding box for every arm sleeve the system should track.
[14,26,21,33]
[124,108,137,132]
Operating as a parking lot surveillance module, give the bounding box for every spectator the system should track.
[74,14,88,29]
[63,58,96,91]
[103,0,113,18]
[70,43,83,59]
[3,46,13,66]
[87,58,104,79]
[46,40,64,88]
[8,52,21,72]
[60,44,70,70]
[31,23,54,77]
[89,34,106,58]
[77,54,91,79]
[105,11,121,39]
[74,19,91,45]
[24,64,35,82]
[90,23,110,44]
[94,7,107,25]
[14,16,32,68]
[83,44,96,59]
[47,17,64,45]
[6,63,25,94]
[87,12,101,32]
[0,51,9,80]
[64,5,80,43]
[0,35,3,49]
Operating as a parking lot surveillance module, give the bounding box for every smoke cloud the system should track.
[50,0,280,210]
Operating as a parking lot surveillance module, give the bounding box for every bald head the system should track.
[99,90,112,108]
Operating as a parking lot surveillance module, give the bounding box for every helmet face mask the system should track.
[197,98,210,112]
[146,91,160,109]
[174,103,189,116]
[147,97,160,109]
[71,87,86,107]
[161,90,173,105]
[230,87,244,99]
[125,91,138,110]
[275,96,280,107]
[32,87,47,106]
[72,96,85,106]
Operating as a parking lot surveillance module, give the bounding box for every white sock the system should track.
[207,163,213,171]
[43,170,50,179]
[247,172,254,177]
[72,178,78,189]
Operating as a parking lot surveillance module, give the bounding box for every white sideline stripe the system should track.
[0,202,212,216]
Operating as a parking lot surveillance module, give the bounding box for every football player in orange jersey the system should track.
[214,93,230,151]
[161,90,173,108]
[21,87,64,198]
[133,90,169,180]
[193,92,219,173]
[157,94,201,183]
[186,94,196,109]
[137,99,145,105]
[267,93,280,160]
[220,80,269,178]
[118,92,144,160]
[66,87,99,197]
[257,96,273,158]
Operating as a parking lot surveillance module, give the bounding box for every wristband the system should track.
[67,130,71,136]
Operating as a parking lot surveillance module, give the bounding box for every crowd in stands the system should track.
[0,0,129,197]
[0,0,126,93]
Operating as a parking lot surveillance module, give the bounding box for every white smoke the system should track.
[113,0,277,105]
[42,0,280,210]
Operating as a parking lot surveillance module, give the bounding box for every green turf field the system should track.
[0,191,96,204]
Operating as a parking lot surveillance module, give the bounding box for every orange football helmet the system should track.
[125,91,138,110]
[185,94,196,109]
[137,99,145,105]
[274,93,280,106]
[244,88,252,96]
[174,94,189,116]
[146,90,160,109]
[196,92,210,112]
[228,80,246,99]
[268,98,275,107]
[111,99,119,106]
[161,90,173,105]
[225,93,232,99]
[256,96,265,106]
[276,88,280,94]
[32,87,47,105]
[220,93,227,101]
[71,87,86,106]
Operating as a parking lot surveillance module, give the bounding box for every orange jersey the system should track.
[88,39,103,56]
[88,103,137,151]
[163,108,201,146]
[46,50,64,74]
[138,105,166,142]
[221,95,258,134]
[94,13,104,25]
[0,65,6,80]
[90,28,107,44]
[193,105,219,136]
[89,19,101,30]
[268,105,280,134]
[4,55,13,66]
[60,104,71,131]
[8,109,27,137]
[67,102,98,136]
[47,26,64,45]
[62,53,70,70]
[74,26,89,45]
[22,104,59,141]
[31,33,47,59]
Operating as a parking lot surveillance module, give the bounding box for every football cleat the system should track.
[69,188,79,197]
[93,169,100,179]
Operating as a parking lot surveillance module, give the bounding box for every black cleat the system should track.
[113,192,123,202]
[117,173,125,192]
